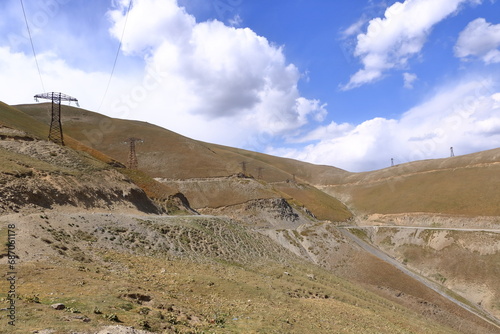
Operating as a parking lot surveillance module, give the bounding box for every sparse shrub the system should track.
[165,312,178,325]
[24,295,40,303]
[65,307,80,313]
[138,319,151,329]
[212,312,228,328]
[93,307,102,314]
[118,303,134,311]
[433,273,447,284]
[103,313,120,322]
[73,230,97,242]
[350,228,369,240]
[138,307,150,315]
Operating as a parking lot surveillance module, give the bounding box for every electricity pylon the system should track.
[125,137,143,169]
[257,167,264,179]
[240,161,247,175]
[34,92,79,146]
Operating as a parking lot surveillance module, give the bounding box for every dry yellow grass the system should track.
[13,103,354,220]
[0,213,477,334]
[1,100,499,333]
[323,151,500,216]
[14,102,499,217]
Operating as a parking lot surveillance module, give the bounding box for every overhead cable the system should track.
[97,0,133,112]
[20,0,45,91]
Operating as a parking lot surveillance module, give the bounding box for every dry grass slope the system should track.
[321,149,500,216]
[15,103,354,221]
[1,102,499,333]
[14,102,499,217]
[1,213,491,334]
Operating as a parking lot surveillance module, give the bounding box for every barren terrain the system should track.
[1,102,499,333]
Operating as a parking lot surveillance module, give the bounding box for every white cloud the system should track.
[0,0,325,150]
[228,14,243,27]
[106,0,326,146]
[0,46,118,108]
[271,78,500,172]
[403,72,418,89]
[455,18,500,64]
[342,0,481,90]
[341,17,369,38]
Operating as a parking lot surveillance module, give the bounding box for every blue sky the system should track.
[1,0,499,172]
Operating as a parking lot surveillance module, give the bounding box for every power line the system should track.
[124,137,143,169]
[20,0,45,91]
[34,92,79,146]
[97,0,133,112]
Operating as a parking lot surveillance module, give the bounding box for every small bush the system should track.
[65,307,80,313]
[103,313,119,322]
[138,319,151,329]
[118,303,134,311]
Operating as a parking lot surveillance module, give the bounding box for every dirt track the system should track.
[339,227,500,330]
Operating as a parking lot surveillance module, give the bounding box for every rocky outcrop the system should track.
[199,197,308,229]
[0,132,161,214]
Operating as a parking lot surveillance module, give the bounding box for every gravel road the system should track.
[338,227,500,330]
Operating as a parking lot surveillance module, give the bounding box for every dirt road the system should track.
[338,227,500,330]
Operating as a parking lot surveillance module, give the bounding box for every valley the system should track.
[0,102,499,333]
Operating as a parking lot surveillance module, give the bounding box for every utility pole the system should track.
[450,147,455,157]
[240,161,247,175]
[34,92,79,145]
[125,137,143,169]
[257,167,264,179]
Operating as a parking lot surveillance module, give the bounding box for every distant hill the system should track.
[320,148,500,216]
[13,103,348,181]
[2,101,500,333]
[13,102,353,221]
[13,102,499,217]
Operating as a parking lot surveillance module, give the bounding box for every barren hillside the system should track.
[14,103,500,217]
[319,148,500,216]
[1,101,499,333]
[14,103,353,222]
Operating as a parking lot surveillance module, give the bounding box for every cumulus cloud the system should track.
[342,0,481,90]
[403,72,418,89]
[271,78,500,172]
[455,18,500,64]
[107,0,326,145]
[341,17,369,39]
[0,46,119,108]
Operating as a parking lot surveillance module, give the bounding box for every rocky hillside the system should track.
[0,126,159,215]
[1,101,499,333]
[14,103,354,222]
[1,212,498,334]
[14,102,500,217]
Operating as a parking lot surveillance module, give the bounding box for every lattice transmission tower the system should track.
[257,167,264,179]
[34,92,79,145]
[240,161,248,175]
[125,137,143,169]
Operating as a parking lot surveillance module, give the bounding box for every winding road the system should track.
[338,227,500,330]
